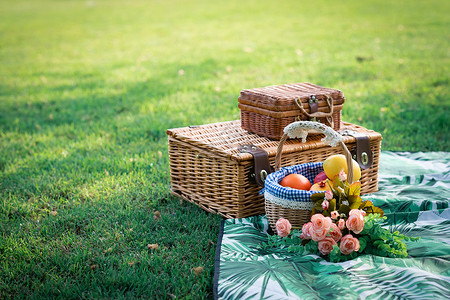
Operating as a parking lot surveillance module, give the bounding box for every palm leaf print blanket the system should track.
[214,152,450,300]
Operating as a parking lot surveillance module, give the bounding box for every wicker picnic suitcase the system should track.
[238,82,345,140]
[166,120,381,219]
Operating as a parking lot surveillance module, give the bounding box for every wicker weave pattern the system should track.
[240,109,342,140]
[167,120,381,219]
[265,199,312,231]
[238,82,345,139]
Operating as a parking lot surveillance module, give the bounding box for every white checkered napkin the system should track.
[263,162,324,203]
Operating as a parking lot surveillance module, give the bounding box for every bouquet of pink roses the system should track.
[261,172,419,262]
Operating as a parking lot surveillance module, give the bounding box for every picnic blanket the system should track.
[214,152,450,300]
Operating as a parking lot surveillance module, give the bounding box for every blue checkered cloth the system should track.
[261,162,324,202]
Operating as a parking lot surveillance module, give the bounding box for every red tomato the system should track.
[280,174,312,190]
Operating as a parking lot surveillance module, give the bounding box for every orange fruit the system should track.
[280,174,311,190]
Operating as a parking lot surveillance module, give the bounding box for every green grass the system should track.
[0,0,449,298]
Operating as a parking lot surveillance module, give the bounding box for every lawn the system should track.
[0,0,449,298]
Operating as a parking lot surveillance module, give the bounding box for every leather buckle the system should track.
[238,144,274,187]
[339,129,373,170]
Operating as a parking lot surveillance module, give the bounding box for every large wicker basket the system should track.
[264,121,355,231]
[167,120,381,219]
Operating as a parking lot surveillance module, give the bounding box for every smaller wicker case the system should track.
[238,82,345,140]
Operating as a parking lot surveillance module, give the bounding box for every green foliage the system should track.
[312,178,384,220]
[329,245,358,263]
[360,200,385,216]
[259,230,307,256]
[361,214,420,258]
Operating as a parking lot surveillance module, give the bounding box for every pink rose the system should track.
[322,200,329,210]
[318,237,337,255]
[329,223,342,242]
[346,209,365,234]
[338,218,345,230]
[349,209,362,216]
[275,218,292,237]
[331,211,339,219]
[300,222,312,240]
[311,214,332,231]
[340,234,360,255]
[310,214,332,241]
[338,170,347,181]
[310,228,328,241]
[325,190,333,201]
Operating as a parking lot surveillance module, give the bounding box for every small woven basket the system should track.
[264,121,354,231]
[239,82,345,140]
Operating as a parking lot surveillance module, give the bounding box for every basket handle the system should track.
[295,95,334,119]
[274,121,354,183]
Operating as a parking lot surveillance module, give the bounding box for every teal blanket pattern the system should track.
[214,152,450,300]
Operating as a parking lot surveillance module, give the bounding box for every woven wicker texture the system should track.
[167,120,381,219]
[265,198,312,231]
[238,82,345,139]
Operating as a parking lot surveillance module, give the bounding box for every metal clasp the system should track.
[308,95,319,104]
[361,152,369,166]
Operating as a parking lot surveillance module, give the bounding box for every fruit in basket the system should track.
[314,171,328,184]
[323,155,361,182]
[310,181,332,192]
[280,174,312,190]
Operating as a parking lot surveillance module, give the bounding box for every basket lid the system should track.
[238,82,345,112]
[166,120,381,162]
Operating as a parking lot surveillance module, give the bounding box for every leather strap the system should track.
[295,95,334,119]
[238,144,273,187]
[309,95,319,114]
[340,130,373,170]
